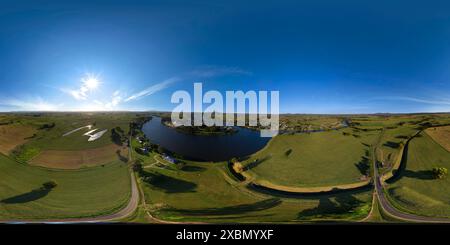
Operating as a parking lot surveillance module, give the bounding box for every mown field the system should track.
[240,128,378,187]
[138,161,372,223]
[30,144,129,169]
[1,113,138,165]
[386,132,450,218]
[426,126,450,151]
[0,154,131,220]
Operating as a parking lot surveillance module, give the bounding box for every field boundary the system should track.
[381,130,421,182]
[234,161,371,194]
[425,126,450,153]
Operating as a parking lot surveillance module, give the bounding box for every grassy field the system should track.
[5,113,137,163]
[0,154,131,220]
[138,161,372,223]
[30,144,129,169]
[426,126,450,151]
[2,112,450,222]
[240,128,377,187]
[386,132,450,218]
[0,124,36,155]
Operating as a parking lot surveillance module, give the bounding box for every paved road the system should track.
[371,129,450,223]
[1,137,139,224]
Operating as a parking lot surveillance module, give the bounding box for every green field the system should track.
[2,112,450,222]
[386,132,450,218]
[138,161,372,223]
[4,113,138,163]
[241,128,377,187]
[0,154,131,220]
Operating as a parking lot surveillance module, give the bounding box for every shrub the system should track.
[285,149,292,156]
[233,162,244,173]
[432,167,448,179]
[42,181,58,190]
[132,160,143,173]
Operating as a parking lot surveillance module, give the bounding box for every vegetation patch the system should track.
[0,124,36,155]
[0,154,131,220]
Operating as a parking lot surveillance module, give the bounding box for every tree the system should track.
[285,149,292,156]
[432,167,448,179]
[233,162,244,173]
[42,181,57,190]
[132,160,143,173]
[157,145,166,154]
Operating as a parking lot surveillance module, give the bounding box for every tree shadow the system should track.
[1,188,51,204]
[297,194,363,220]
[247,184,372,199]
[163,198,282,216]
[244,155,272,171]
[395,135,408,139]
[116,150,129,163]
[354,156,370,175]
[383,141,401,149]
[181,165,206,172]
[141,171,197,193]
[402,170,434,180]
[386,141,410,184]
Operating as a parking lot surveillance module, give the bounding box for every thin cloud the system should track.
[91,90,123,110]
[375,96,450,105]
[61,73,101,100]
[0,97,62,111]
[189,65,252,78]
[124,77,180,102]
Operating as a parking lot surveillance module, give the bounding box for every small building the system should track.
[162,154,176,164]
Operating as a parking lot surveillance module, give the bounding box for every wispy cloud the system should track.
[374,96,450,105]
[93,90,123,110]
[0,97,62,111]
[61,73,101,100]
[189,65,252,78]
[124,77,180,102]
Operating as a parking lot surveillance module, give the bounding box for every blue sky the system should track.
[0,0,450,113]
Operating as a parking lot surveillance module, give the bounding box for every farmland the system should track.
[136,161,372,223]
[240,128,377,188]
[385,132,450,218]
[425,126,450,151]
[0,112,139,220]
[0,124,36,155]
[1,112,450,223]
[30,144,129,169]
[0,154,131,220]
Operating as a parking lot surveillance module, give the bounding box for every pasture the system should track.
[386,132,450,218]
[5,113,136,162]
[0,154,131,220]
[138,161,372,222]
[0,124,36,155]
[240,128,378,188]
[425,126,450,151]
[30,144,129,169]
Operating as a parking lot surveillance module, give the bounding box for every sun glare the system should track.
[82,76,100,90]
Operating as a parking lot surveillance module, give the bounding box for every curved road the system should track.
[1,136,139,224]
[371,129,450,223]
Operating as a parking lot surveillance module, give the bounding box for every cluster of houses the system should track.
[135,136,177,164]
[162,154,176,164]
[136,136,151,154]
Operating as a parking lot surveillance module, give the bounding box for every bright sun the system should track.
[82,76,100,90]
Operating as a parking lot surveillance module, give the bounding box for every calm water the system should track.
[142,117,270,161]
